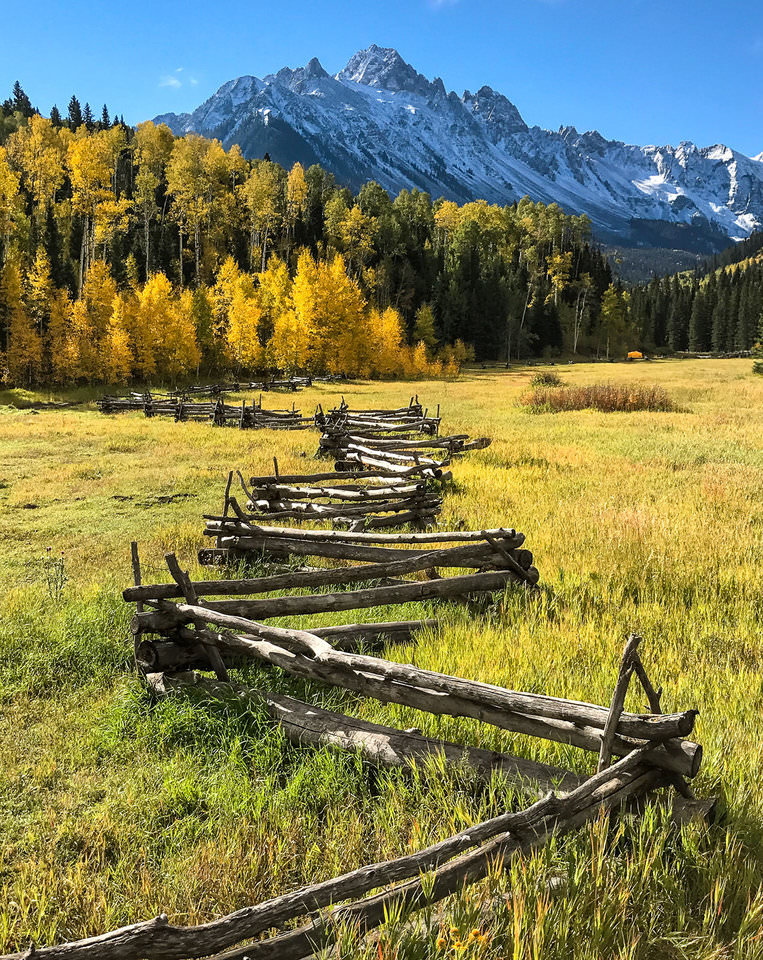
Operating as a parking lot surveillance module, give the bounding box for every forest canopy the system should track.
[1,82,759,386]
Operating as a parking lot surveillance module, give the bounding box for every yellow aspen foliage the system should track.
[546,250,572,307]
[443,356,460,378]
[411,340,432,378]
[285,162,308,233]
[227,284,264,373]
[46,290,77,384]
[434,200,461,237]
[130,284,157,377]
[132,273,168,377]
[67,130,114,279]
[0,146,21,248]
[285,249,320,372]
[6,115,66,218]
[4,259,42,384]
[213,257,253,363]
[159,289,200,381]
[81,260,117,342]
[338,205,375,276]
[69,299,98,380]
[104,296,133,383]
[25,249,54,334]
[240,160,283,270]
[166,135,211,282]
[270,303,308,375]
[366,306,406,378]
[296,253,367,374]
[257,256,292,346]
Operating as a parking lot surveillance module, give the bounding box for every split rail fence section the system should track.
[4,396,713,960]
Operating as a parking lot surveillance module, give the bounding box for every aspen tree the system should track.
[4,258,42,383]
[46,289,76,383]
[104,295,133,383]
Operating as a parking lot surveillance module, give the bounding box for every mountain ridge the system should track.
[153,45,763,253]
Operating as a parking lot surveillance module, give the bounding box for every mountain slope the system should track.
[154,45,763,251]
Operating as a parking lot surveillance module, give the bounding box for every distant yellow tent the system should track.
[627,351,644,360]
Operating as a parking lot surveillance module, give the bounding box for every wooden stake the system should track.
[598,634,641,772]
[165,553,229,682]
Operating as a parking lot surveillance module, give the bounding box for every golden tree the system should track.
[104,295,133,383]
[240,160,283,271]
[3,258,42,384]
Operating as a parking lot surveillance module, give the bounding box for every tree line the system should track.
[627,250,763,354]
[14,80,757,386]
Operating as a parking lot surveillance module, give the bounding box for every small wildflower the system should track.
[436,938,447,951]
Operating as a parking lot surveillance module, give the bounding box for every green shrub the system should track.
[530,370,564,388]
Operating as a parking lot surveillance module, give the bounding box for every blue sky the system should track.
[4,0,762,156]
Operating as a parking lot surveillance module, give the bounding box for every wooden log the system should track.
[194,630,701,777]
[248,482,427,502]
[136,617,428,669]
[235,495,442,520]
[1,751,662,960]
[133,569,523,629]
[125,540,526,603]
[204,522,521,546]
[249,469,436,485]
[182,612,697,741]
[133,605,699,757]
[208,534,540,582]
[155,672,581,789]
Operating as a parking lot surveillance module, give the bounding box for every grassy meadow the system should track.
[1,358,763,959]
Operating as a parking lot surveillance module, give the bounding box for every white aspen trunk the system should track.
[78,216,87,295]
[178,224,183,288]
[261,224,269,272]
[195,222,200,283]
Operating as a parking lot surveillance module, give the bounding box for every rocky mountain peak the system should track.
[337,45,432,97]
[463,85,527,137]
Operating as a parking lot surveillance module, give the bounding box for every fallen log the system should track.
[154,671,582,788]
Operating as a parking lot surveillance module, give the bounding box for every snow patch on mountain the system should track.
[153,46,763,247]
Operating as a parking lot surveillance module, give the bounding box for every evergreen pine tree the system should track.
[49,104,62,127]
[67,95,82,130]
[11,81,34,117]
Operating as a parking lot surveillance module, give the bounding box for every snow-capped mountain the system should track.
[154,45,763,251]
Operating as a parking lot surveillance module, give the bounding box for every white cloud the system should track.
[159,74,182,88]
[428,0,459,8]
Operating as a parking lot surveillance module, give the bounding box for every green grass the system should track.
[1,359,763,958]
